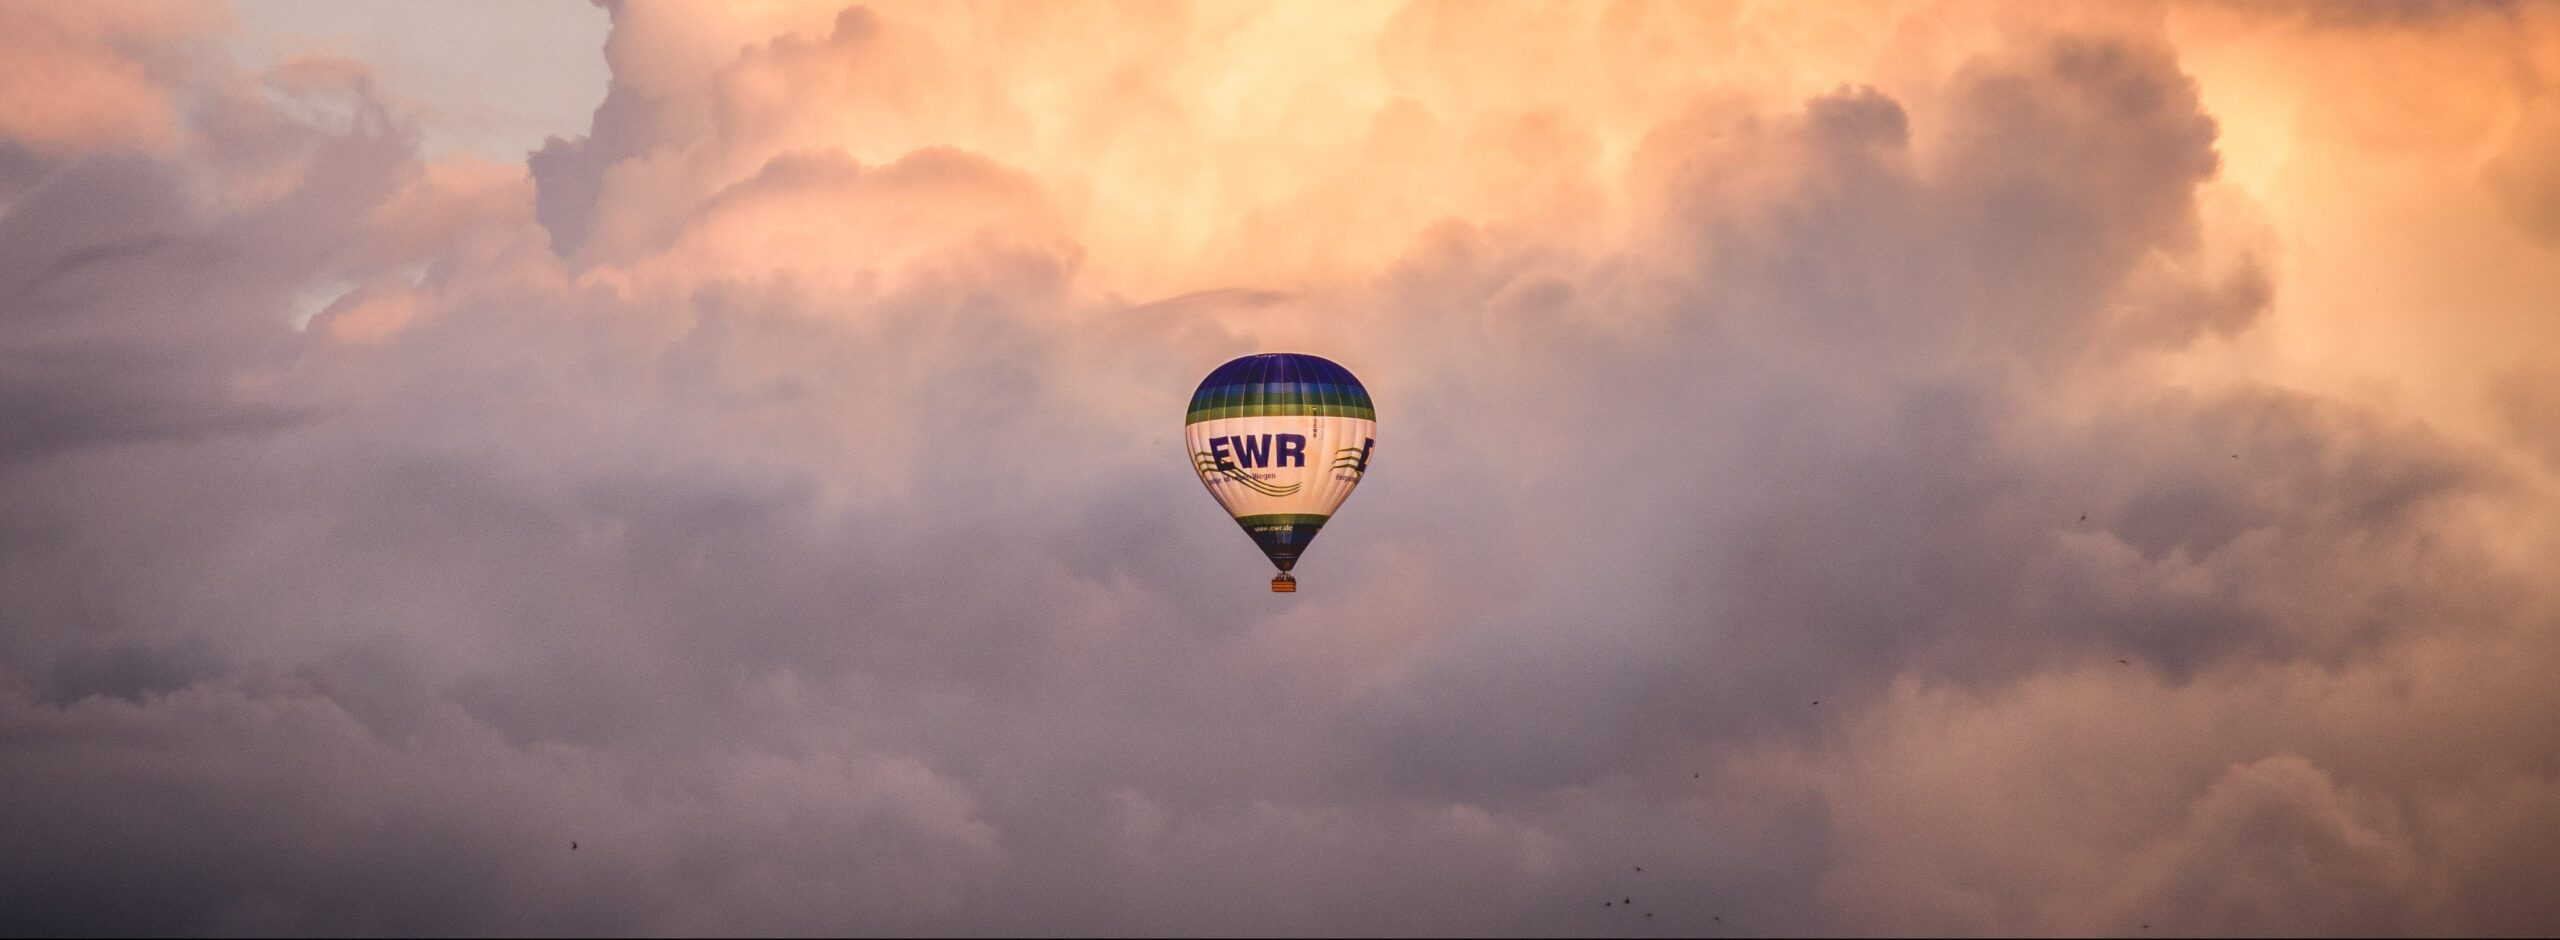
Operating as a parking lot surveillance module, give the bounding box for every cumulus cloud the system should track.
[3,1,2558,935]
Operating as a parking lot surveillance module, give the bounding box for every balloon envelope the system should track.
[1184,353,1374,587]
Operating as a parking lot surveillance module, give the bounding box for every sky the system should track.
[226,0,612,162]
[3,0,2559,935]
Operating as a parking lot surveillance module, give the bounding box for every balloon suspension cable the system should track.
[1270,572,1297,593]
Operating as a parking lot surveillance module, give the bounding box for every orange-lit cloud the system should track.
[0,0,222,155]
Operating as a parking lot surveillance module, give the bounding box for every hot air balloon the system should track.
[1185,353,1375,592]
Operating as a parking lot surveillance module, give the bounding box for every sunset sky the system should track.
[5,1,2560,934]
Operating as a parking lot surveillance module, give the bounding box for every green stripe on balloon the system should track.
[1185,401,1377,423]
[1233,513,1332,528]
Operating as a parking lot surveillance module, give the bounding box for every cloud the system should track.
[2,2,2558,934]
[0,0,221,158]
[2485,93,2560,246]
[0,675,1001,935]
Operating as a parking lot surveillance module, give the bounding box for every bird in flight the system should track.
[571,842,578,851]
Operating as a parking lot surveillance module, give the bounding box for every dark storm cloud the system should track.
[2,3,2557,936]
[0,84,426,462]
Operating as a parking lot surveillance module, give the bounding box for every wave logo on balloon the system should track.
[1195,452,1303,497]
[1330,439,1373,475]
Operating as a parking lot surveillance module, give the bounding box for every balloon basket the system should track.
[1271,573,1296,593]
